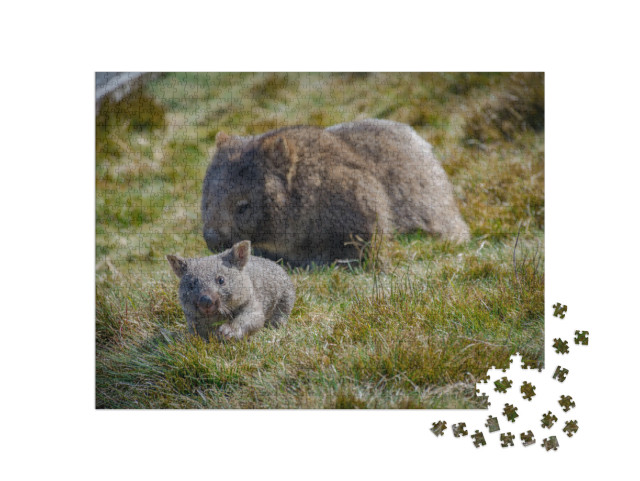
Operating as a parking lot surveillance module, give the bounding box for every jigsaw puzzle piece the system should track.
[430,421,447,436]
[553,366,569,382]
[452,423,468,438]
[500,432,515,447]
[553,338,569,354]
[558,395,576,412]
[494,376,513,393]
[520,431,535,446]
[485,415,500,433]
[552,303,567,318]
[574,330,589,345]
[541,411,558,429]
[563,420,579,437]
[541,436,559,451]
[520,381,536,401]
[471,430,486,448]
[502,403,519,423]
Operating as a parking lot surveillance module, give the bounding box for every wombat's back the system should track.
[245,255,295,325]
[327,119,470,241]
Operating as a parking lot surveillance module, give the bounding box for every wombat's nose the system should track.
[199,295,213,308]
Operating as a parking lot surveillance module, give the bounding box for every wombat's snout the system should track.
[197,293,220,315]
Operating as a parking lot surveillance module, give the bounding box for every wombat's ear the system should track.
[215,131,231,146]
[265,135,294,173]
[230,240,251,269]
[166,255,188,278]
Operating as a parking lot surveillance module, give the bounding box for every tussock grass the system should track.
[96,83,166,159]
[463,72,544,143]
[96,73,544,408]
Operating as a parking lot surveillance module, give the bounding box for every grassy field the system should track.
[96,72,544,408]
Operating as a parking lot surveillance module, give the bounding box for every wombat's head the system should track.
[201,131,292,253]
[166,240,254,323]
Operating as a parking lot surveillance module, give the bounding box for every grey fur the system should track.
[202,119,470,266]
[167,240,295,340]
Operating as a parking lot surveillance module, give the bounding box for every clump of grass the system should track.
[96,276,184,347]
[344,225,392,274]
[96,283,127,346]
[463,72,544,143]
[333,387,370,409]
[330,245,543,389]
[96,83,166,158]
[445,72,500,96]
[249,73,292,105]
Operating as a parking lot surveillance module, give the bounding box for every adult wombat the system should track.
[202,119,469,266]
[166,240,295,340]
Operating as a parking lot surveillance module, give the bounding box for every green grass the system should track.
[96,72,544,408]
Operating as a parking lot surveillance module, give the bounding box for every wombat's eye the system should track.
[217,276,225,285]
[236,200,249,215]
[186,278,197,289]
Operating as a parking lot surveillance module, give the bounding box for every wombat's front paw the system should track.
[217,323,243,340]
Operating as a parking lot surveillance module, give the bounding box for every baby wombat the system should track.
[202,119,470,266]
[166,240,295,340]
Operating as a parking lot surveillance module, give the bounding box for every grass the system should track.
[96,72,544,408]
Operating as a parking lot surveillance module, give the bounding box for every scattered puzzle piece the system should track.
[574,330,589,345]
[563,420,579,437]
[500,432,515,447]
[431,421,447,436]
[494,376,513,393]
[553,366,569,382]
[471,430,486,448]
[485,415,500,433]
[553,338,569,354]
[520,431,535,446]
[541,436,559,451]
[553,303,567,318]
[520,381,536,401]
[503,403,519,422]
[452,423,468,438]
[558,395,576,412]
[541,411,558,429]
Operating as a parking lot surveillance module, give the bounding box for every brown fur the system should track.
[202,119,469,266]
[167,241,295,340]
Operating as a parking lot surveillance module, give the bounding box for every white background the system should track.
[1,1,639,479]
